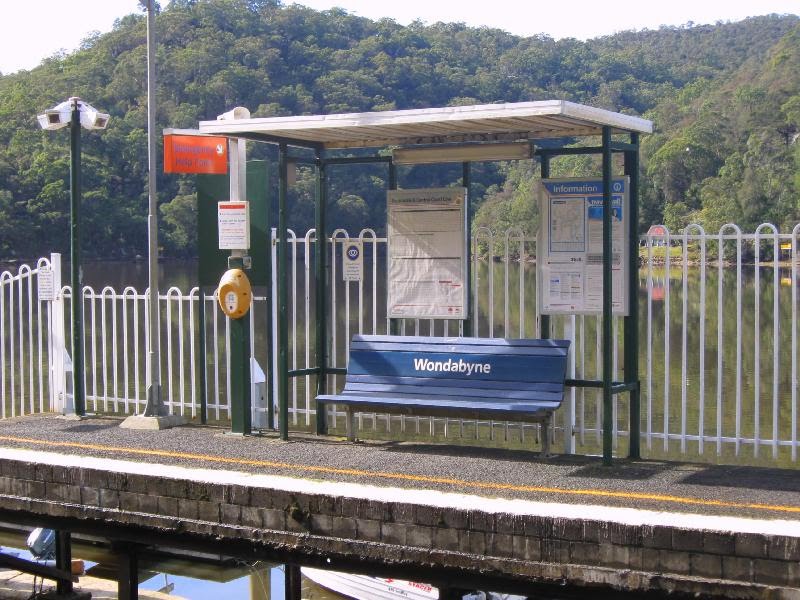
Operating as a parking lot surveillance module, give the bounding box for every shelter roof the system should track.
[197,100,653,150]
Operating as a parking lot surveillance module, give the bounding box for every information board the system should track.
[387,188,467,319]
[538,177,630,315]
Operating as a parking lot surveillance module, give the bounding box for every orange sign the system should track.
[647,224,668,237]
[163,134,228,174]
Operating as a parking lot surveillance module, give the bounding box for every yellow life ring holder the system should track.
[217,268,252,319]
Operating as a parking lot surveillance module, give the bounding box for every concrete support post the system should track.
[48,253,68,414]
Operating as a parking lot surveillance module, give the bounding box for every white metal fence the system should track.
[0,257,52,418]
[1,223,798,465]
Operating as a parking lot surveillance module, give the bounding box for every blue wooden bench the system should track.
[316,335,571,454]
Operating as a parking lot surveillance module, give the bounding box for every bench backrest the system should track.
[346,335,570,402]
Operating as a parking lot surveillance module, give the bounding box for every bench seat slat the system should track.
[349,341,569,357]
[343,382,565,402]
[317,393,560,413]
[352,334,570,349]
[346,374,565,393]
[349,352,567,383]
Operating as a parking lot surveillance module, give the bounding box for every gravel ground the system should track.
[1,414,799,521]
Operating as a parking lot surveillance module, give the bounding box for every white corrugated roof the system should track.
[198,100,652,150]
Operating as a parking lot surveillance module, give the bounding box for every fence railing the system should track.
[1,223,798,465]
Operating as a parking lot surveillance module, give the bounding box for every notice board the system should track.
[387,188,467,319]
[537,177,630,315]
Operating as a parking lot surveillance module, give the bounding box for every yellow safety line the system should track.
[2,434,799,515]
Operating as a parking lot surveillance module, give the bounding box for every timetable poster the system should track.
[387,188,467,319]
[538,177,629,315]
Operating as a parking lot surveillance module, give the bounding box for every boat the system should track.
[302,566,439,600]
[301,567,527,600]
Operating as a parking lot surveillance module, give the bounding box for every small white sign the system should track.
[218,201,250,250]
[38,266,55,301]
[342,239,363,281]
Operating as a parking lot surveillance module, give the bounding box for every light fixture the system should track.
[217,106,251,121]
[37,98,109,131]
[37,96,110,417]
[392,141,533,165]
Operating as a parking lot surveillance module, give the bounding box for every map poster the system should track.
[387,188,467,319]
[537,177,629,315]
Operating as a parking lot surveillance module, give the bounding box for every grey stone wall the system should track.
[1,456,798,598]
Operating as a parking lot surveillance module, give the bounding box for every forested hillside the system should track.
[0,0,797,259]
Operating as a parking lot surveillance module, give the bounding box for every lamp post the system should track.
[144,0,165,417]
[38,97,110,417]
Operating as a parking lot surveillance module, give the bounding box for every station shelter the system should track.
[190,100,652,464]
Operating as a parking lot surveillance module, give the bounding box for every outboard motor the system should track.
[26,528,56,560]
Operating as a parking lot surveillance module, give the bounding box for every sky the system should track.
[1,0,798,75]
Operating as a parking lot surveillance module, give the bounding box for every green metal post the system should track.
[315,152,328,434]
[278,144,290,440]
[55,531,73,595]
[229,258,252,435]
[539,155,551,340]
[625,133,641,459]
[117,544,138,600]
[462,162,472,337]
[198,288,207,425]
[285,563,302,600]
[601,127,614,465]
[264,170,275,431]
[69,100,85,416]
[388,162,399,336]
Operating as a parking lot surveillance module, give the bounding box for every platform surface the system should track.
[1,414,799,529]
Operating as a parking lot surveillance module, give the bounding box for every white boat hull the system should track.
[302,566,439,600]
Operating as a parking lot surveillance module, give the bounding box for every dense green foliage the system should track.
[0,1,797,259]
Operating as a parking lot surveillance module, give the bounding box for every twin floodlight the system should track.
[37,97,110,131]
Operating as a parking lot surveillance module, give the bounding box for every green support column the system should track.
[285,563,302,600]
[116,545,138,600]
[198,288,207,425]
[229,257,252,435]
[625,133,641,459]
[278,144,290,440]
[315,152,328,434]
[601,127,614,465]
[462,162,472,337]
[263,166,275,431]
[69,102,86,416]
[55,531,73,596]
[539,154,551,340]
